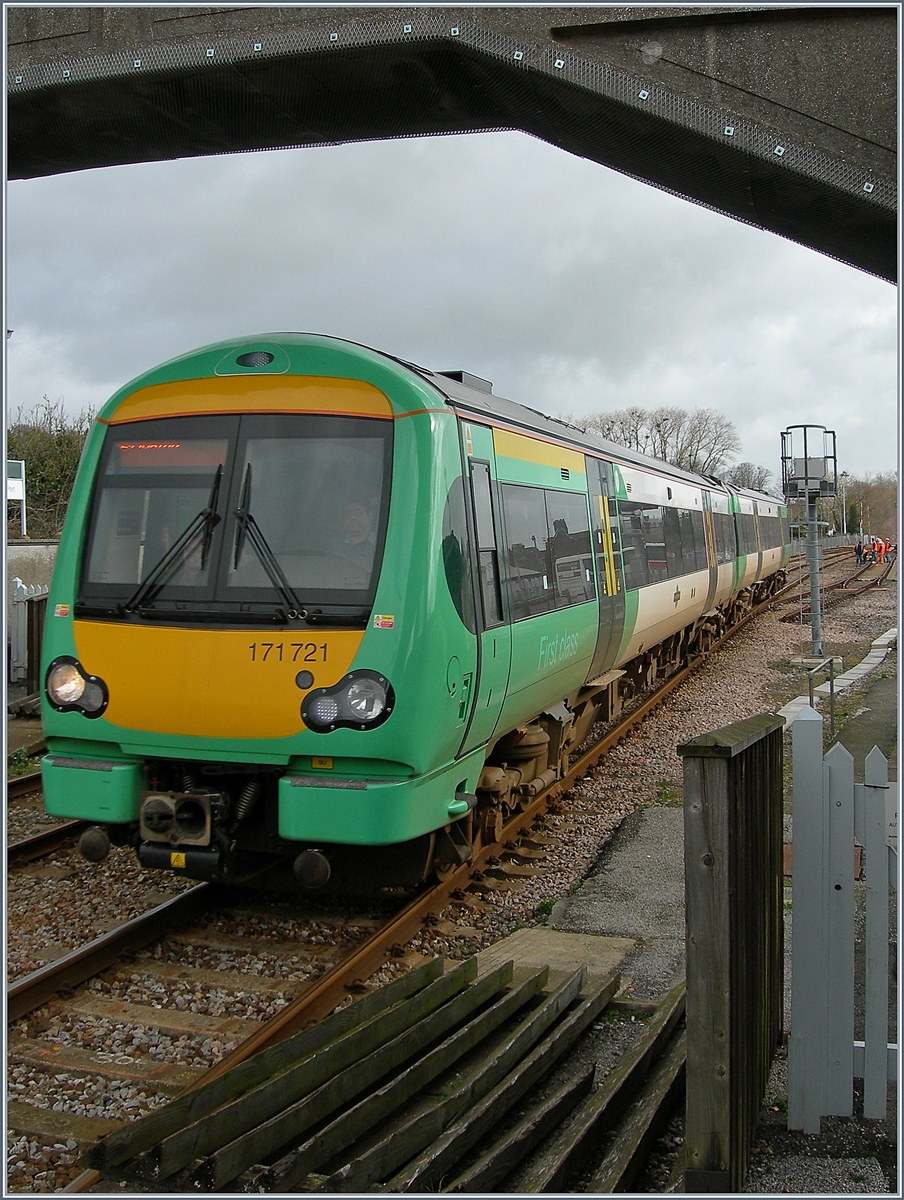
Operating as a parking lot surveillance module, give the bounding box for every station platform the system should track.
[778,626,897,776]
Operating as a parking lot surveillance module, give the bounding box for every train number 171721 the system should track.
[248,642,328,663]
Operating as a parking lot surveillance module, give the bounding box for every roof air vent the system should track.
[438,370,493,395]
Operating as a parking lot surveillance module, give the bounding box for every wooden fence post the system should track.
[680,712,785,1192]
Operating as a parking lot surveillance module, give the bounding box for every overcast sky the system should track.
[5,129,899,484]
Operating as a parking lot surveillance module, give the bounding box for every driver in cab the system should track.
[339,498,377,573]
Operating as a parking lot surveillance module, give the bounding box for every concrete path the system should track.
[548,805,685,1000]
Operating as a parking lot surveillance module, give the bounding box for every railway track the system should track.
[7,769,44,801]
[7,769,88,866]
[778,551,895,622]
[9,567,781,1025]
[12,550,869,1191]
[8,576,797,1193]
[7,819,87,866]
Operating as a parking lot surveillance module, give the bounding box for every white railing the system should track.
[787,707,898,1132]
[8,576,48,683]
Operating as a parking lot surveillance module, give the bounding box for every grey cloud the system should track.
[5,131,897,479]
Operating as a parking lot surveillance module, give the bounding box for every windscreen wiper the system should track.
[123,465,223,612]
[233,464,307,620]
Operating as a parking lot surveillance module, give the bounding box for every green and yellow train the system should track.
[40,334,790,890]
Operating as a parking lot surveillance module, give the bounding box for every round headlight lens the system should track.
[346,677,386,721]
[309,695,340,725]
[302,670,393,733]
[47,662,86,705]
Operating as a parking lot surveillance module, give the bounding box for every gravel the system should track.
[6,552,896,1191]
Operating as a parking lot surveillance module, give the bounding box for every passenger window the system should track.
[501,484,554,621]
[643,507,668,582]
[690,510,708,570]
[663,508,683,579]
[546,491,595,609]
[502,484,596,620]
[673,508,709,574]
[713,511,736,564]
[617,500,650,591]
[737,513,758,555]
[442,477,476,632]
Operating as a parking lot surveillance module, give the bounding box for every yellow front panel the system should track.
[106,376,393,424]
[73,622,364,739]
[492,428,585,474]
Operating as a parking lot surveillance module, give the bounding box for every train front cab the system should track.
[39,338,495,887]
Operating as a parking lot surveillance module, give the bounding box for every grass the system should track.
[655,779,684,807]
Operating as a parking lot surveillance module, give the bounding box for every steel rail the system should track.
[780,563,896,622]
[8,820,86,866]
[7,769,44,801]
[7,883,219,1023]
[776,551,863,606]
[875,556,896,586]
[12,571,790,1036]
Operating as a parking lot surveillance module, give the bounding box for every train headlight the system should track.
[347,677,387,720]
[47,661,85,705]
[302,670,394,733]
[45,656,109,718]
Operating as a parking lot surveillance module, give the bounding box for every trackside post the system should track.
[679,712,785,1191]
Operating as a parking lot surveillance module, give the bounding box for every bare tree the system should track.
[579,406,650,454]
[722,462,776,493]
[563,404,741,476]
[673,408,742,475]
[839,471,898,540]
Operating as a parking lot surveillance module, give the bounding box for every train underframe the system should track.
[81,572,785,892]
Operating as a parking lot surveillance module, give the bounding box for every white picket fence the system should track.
[787,706,898,1132]
[8,576,48,683]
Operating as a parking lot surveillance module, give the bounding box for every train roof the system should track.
[380,344,785,510]
[406,358,730,494]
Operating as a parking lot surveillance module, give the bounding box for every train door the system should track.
[586,457,625,676]
[458,424,512,757]
[701,491,719,612]
[752,502,765,581]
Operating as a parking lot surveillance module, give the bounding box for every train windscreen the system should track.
[78,411,392,620]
